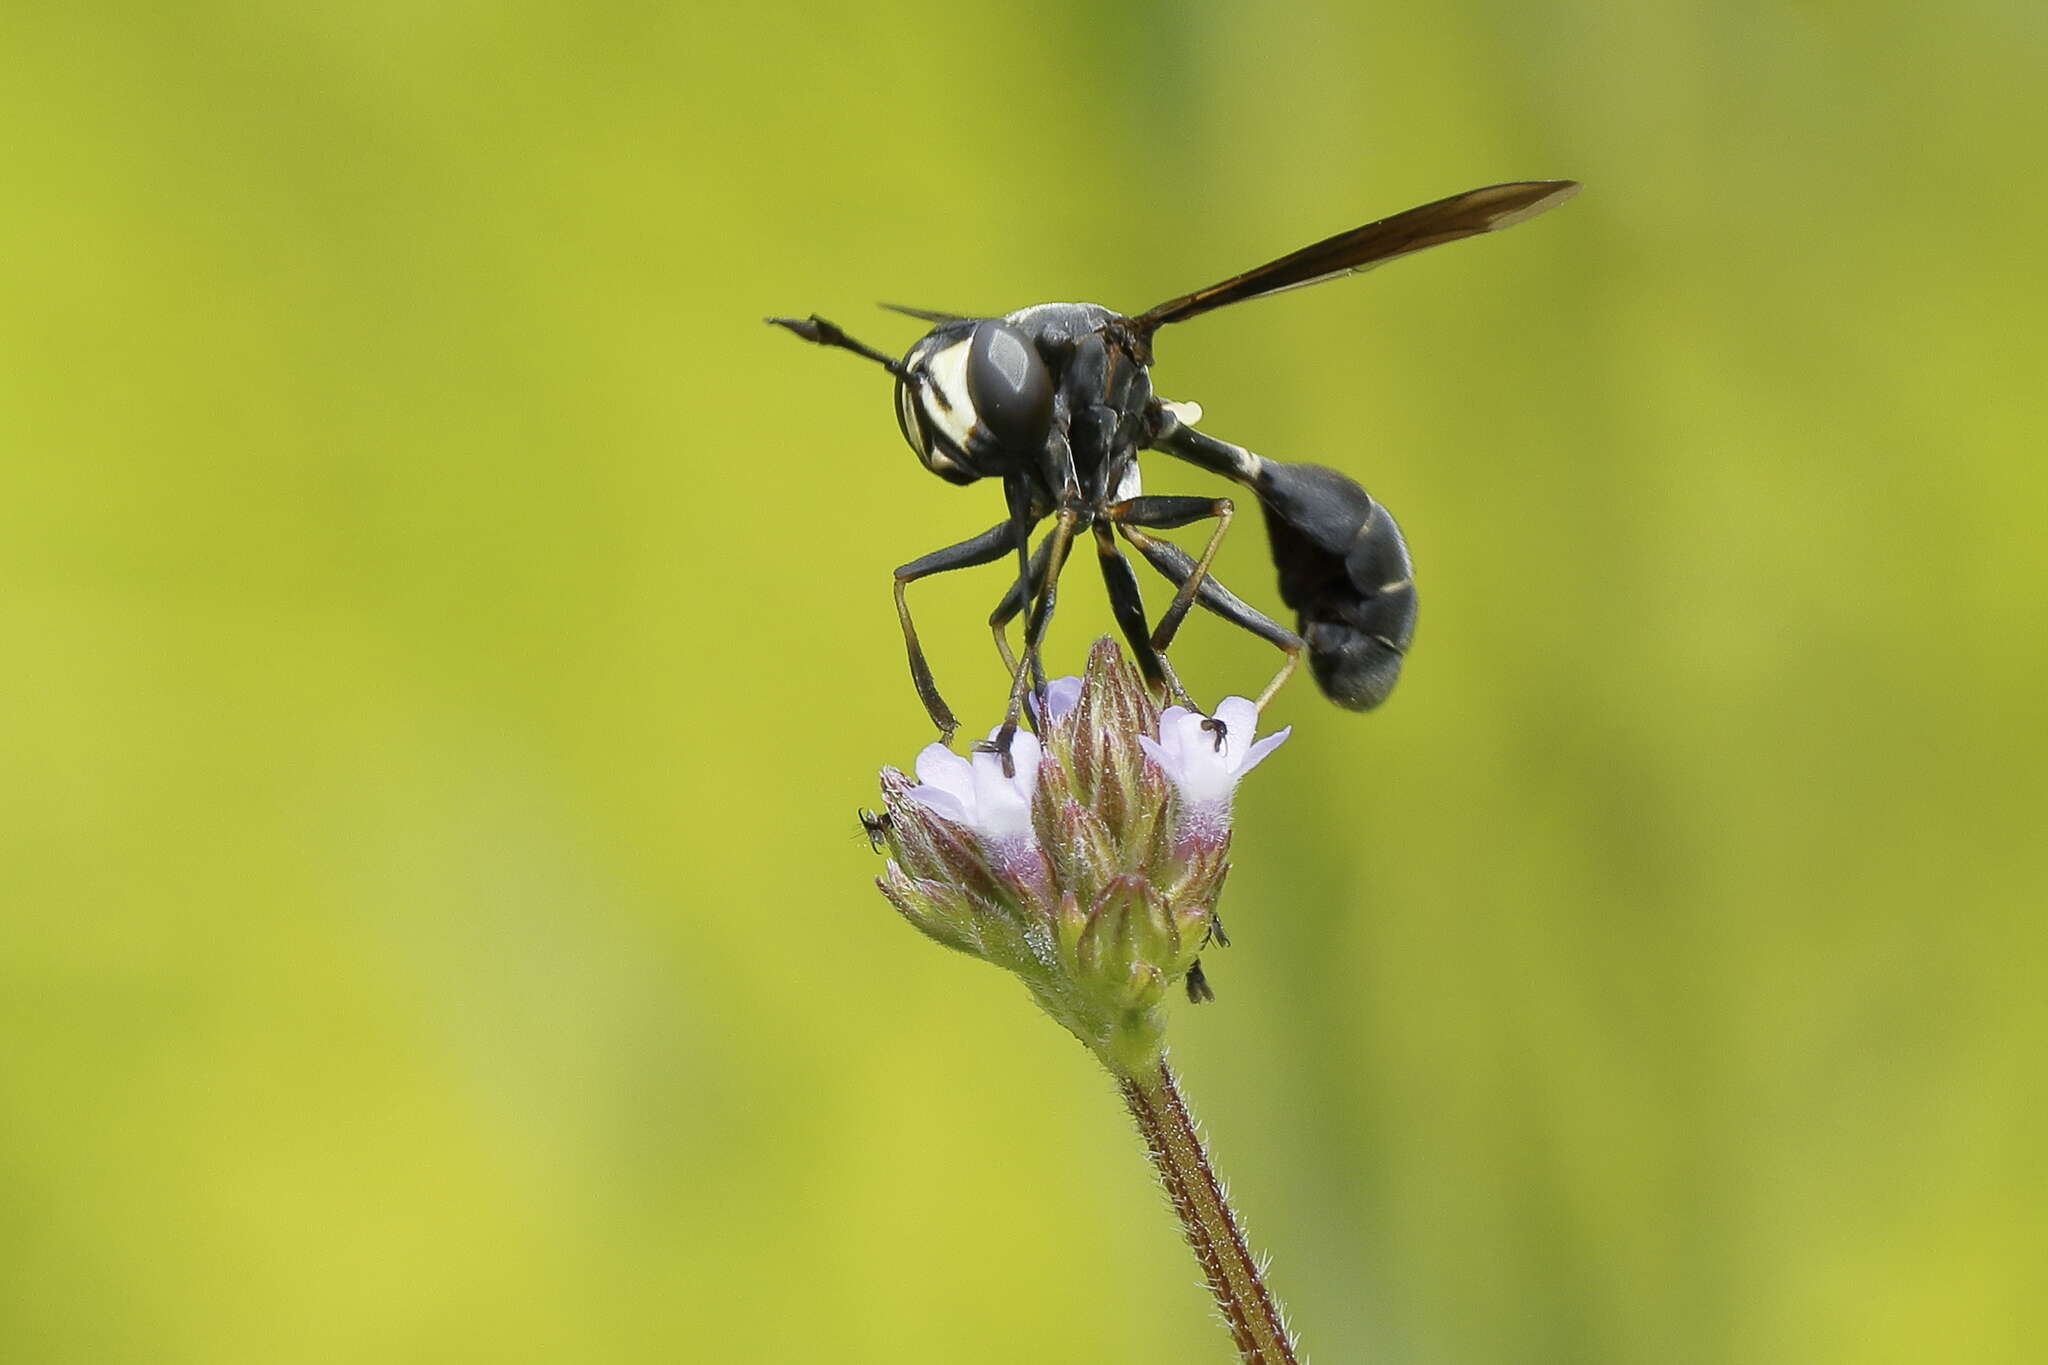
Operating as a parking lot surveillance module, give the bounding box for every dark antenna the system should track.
[765,314,909,378]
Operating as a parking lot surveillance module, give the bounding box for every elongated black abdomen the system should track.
[1254,460,1416,710]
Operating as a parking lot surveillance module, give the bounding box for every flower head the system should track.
[868,639,1291,1077]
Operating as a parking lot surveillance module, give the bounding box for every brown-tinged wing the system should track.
[1131,180,1580,335]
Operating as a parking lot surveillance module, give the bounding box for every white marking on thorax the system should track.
[1111,460,1143,502]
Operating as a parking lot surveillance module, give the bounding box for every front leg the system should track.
[988,533,1056,680]
[982,504,1080,774]
[894,518,1030,742]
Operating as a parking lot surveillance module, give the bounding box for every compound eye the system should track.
[965,320,1054,452]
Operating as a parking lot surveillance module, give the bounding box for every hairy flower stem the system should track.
[1121,1063,1300,1364]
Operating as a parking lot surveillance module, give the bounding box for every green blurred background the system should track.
[2,2,2041,1361]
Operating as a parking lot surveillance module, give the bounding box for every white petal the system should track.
[1175,743,1237,809]
[904,784,972,827]
[1241,725,1291,775]
[913,742,975,804]
[1007,728,1045,777]
[1155,706,1201,771]
[1140,697,1289,833]
[968,732,1040,840]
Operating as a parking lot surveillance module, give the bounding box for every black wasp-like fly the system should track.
[772,180,1579,768]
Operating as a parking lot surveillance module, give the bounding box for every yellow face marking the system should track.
[917,338,977,454]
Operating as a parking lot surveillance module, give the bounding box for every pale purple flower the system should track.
[872,639,1249,1073]
[1138,698,1289,835]
[905,729,1045,846]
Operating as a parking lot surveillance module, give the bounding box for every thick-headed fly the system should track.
[771,181,1579,764]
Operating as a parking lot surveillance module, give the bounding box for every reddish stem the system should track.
[1121,1062,1300,1364]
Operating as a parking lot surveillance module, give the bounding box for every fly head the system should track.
[894,318,1058,486]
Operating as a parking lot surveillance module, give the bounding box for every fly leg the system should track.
[981,506,1079,774]
[1114,521,1304,712]
[893,519,1029,743]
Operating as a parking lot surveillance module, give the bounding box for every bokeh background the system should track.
[3,2,2041,1362]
